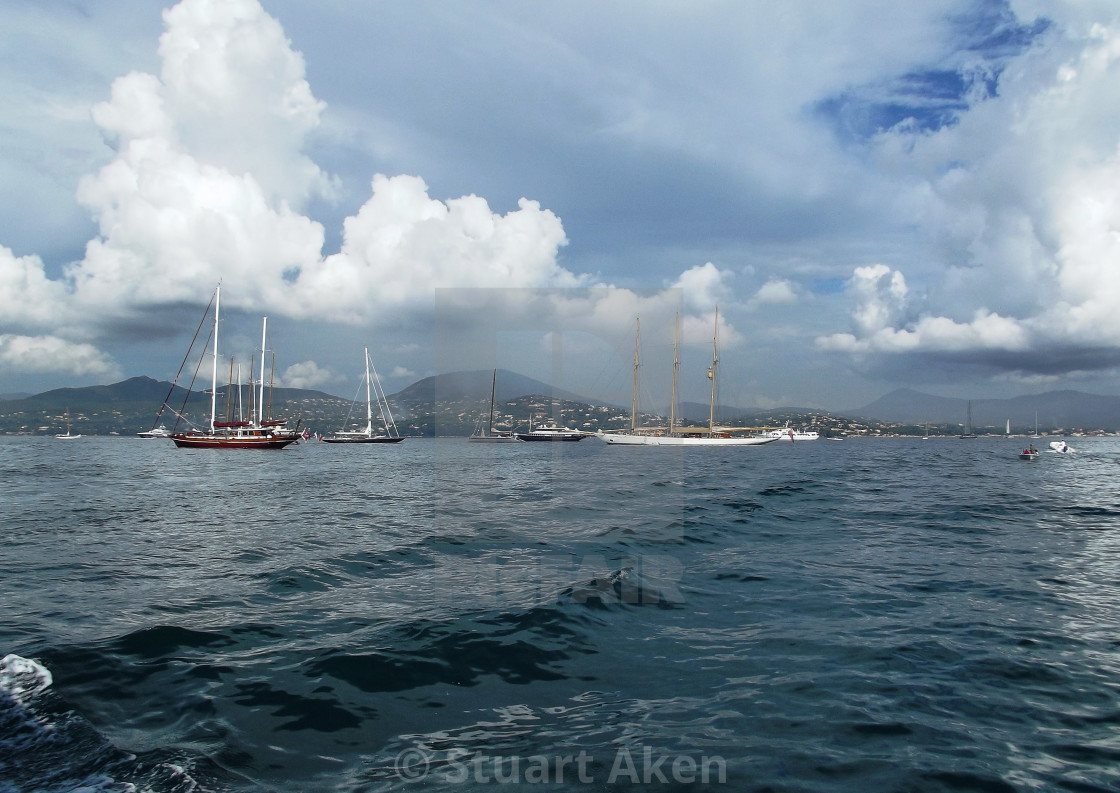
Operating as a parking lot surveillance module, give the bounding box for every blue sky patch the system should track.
[815,1,1050,142]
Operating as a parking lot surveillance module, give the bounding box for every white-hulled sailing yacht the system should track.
[598,308,776,447]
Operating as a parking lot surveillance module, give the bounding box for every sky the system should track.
[3,0,1120,411]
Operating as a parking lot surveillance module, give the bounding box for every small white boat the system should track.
[763,423,820,442]
[1019,445,1040,460]
[1048,440,1073,454]
[137,426,171,438]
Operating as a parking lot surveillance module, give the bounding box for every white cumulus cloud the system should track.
[0,335,121,379]
[0,247,72,332]
[280,360,338,390]
[753,278,798,305]
[291,174,576,321]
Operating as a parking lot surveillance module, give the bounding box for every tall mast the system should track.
[670,312,679,434]
[630,316,640,432]
[268,353,276,421]
[488,368,497,436]
[370,358,398,437]
[364,347,373,435]
[226,357,234,422]
[258,317,268,425]
[237,364,243,422]
[708,306,719,436]
[247,356,255,423]
[210,286,220,433]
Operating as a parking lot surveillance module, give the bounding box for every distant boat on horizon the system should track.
[763,422,820,442]
[54,407,81,440]
[469,369,519,443]
[959,401,977,438]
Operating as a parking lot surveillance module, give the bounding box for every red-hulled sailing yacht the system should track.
[164,285,301,450]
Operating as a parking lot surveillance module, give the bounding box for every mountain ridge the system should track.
[393,369,595,409]
[846,387,1120,430]
[3,375,1120,435]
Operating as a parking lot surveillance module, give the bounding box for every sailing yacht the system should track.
[54,408,81,439]
[959,400,977,438]
[469,369,519,442]
[322,348,404,444]
[598,308,776,447]
[166,286,301,449]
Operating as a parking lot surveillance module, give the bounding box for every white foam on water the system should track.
[0,654,203,792]
[0,653,53,701]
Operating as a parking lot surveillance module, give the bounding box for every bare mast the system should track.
[670,312,679,435]
[364,347,373,435]
[258,317,268,426]
[488,368,497,436]
[268,353,276,421]
[210,286,220,433]
[630,316,640,433]
[707,306,719,436]
[226,357,234,422]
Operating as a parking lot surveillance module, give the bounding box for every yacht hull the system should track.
[599,433,776,446]
[171,433,298,449]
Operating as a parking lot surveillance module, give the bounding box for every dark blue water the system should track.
[3,435,1120,792]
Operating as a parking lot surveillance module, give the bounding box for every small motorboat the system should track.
[1019,446,1040,460]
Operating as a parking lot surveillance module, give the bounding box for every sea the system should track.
[2,434,1120,792]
